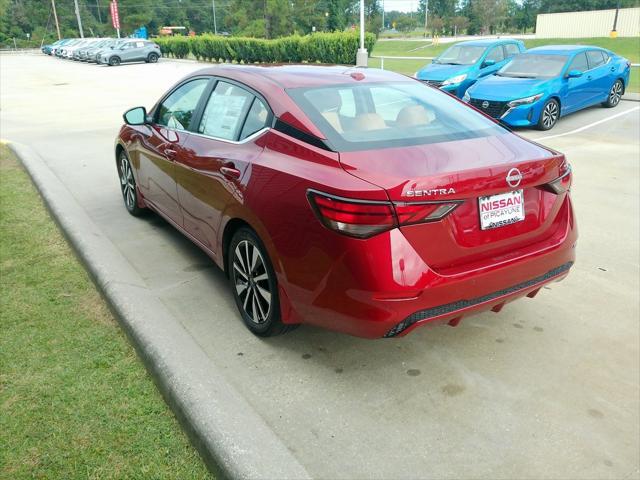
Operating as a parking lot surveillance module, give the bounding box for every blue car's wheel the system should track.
[603,80,623,108]
[537,99,559,131]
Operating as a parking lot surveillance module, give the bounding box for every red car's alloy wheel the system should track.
[228,228,295,337]
[118,152,144,216]
[233,238,272,322]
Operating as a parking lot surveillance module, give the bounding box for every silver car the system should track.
[83,39,120,62]
[98,40,162,66]
[75,38,111,61]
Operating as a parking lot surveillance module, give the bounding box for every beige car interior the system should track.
[313,90,436,134]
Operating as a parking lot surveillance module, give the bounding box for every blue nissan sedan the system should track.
[463,45,631,130]
[415,39,525,98]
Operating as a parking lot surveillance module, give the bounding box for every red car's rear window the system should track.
[287,81,507,152]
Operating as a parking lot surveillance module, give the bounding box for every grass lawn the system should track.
[371,37,640,92]
[0,144,211,479]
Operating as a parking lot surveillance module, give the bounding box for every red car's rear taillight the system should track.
[394,202,461,226]
[307,191,396,238]
[307,190,461,239]
[542,163,572,194]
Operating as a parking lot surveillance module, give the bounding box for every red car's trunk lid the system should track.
[338,133,569,275]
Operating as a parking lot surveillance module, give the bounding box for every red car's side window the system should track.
[197,81,254,140]
[156,79,209,131]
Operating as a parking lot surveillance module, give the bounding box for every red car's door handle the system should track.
[220,166,241,179]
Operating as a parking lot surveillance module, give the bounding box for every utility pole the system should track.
[51,0,61,40]
[424,0,429,38]
[212,0,218,34]
[382,0,385,31]
[74,0,85,38]
[356,0,367,66]
[96,0,102,24]
[610,0,620,38]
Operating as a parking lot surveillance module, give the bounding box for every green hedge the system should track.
[156,32,376,65]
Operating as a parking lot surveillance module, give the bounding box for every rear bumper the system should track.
[385,261,572,337]
[282,194,577,338]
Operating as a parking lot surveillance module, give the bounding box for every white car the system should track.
[60,39,99,59]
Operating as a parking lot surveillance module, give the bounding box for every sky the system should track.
[381,0,420,13]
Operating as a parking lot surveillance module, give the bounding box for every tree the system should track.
[450,16,469,35]
[365,0,382,35]
[394,14,418,33]
[327,0,348,31]
[513,0,540,32]
[419,0,456,30]
[265,0,292,38]
[429,15,444,35]
[471,0,508,34]
[291,0,328,34]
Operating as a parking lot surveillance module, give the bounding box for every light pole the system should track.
[74,0,84,38]
[51,0,61,40]
[423,0,429,38]
[212,0,218,35]
[356,0,368,66]
[610,0,620,38]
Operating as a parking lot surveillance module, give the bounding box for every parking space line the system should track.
[533,106,640,141]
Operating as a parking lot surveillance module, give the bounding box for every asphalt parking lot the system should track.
[2,54,639,479]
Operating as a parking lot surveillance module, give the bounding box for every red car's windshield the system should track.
[287,81,507,151]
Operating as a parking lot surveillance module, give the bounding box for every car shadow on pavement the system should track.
[135,209,484,369]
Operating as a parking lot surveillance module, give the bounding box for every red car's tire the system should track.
[228,227,297,337]
[117,151,145,217]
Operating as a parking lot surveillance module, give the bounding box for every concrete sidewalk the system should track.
[2,55,638,480]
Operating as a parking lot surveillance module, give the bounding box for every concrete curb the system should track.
[9,142,311,480]
[623,92,640,102]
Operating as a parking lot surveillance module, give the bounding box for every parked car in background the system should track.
[415,39,525,98]
[55,38,81,57]
[464,45,631,130]
[84,39,122,63]
[73,38,108,61]
[99,40,161,66]
[115,65,576,338]
[42,38,70,55]
[59,38,96,59]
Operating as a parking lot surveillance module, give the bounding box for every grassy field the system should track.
[371,37,640,92]
[0,144,212,479]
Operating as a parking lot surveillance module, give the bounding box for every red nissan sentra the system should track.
[115,65,576,338]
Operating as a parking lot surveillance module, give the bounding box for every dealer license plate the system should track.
[479,190,525,230]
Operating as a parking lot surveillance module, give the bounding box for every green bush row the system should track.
[155,32,376,65]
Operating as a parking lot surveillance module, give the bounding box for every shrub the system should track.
[155,32,377,65]
[155,36,190,59]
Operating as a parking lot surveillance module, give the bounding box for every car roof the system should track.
[527,45,602,55]
[456,38,521,46]
[194,64,409,89]
[177,65,411,140]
